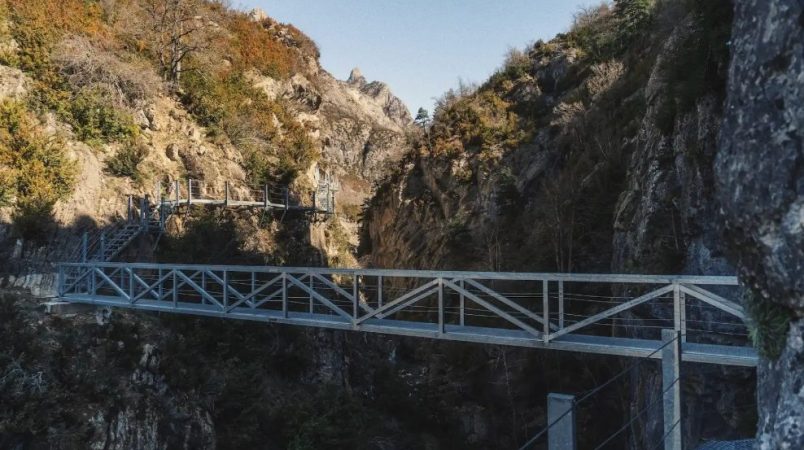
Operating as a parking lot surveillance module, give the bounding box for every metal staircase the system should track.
[67,221,142,263]
[66,195,168,264]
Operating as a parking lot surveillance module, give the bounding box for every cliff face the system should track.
[715,0,803,447]
[362,1,755,447]
[364,2,734,279]
[0,1,412,294]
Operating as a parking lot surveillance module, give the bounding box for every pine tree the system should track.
[414,107,430,129]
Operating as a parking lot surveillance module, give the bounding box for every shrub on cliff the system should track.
[0,100,76,239]
[104,141,147,181]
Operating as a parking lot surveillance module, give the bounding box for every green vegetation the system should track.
[324,218,357,268]
[69,88,139,144]
[744,290,792,360]
[0,100,76,239]
[654,0,733,135]
[3,0,320,186]
[180,70,318,185]
[104,142,147,181]
[3,0,137,146]
[563,0,654,62]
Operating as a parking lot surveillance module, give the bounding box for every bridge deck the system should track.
[61,290,757,367]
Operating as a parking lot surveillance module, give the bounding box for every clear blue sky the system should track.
[237,0,603,114]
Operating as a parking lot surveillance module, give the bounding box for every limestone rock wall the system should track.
[715,0,803,448]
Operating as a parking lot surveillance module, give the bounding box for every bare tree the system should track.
[144,0,208,84]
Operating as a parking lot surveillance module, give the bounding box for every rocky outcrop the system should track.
[362,2,755,447]
[715,0,803,448]
[253,64,412,210]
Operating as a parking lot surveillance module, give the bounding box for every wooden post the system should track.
[174,180,180,206]
[187,179,192,206]
[224,181,229,207]
[263,184,269,208]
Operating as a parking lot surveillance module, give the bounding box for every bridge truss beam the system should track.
[57,262,757,367]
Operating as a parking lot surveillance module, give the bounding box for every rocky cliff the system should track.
[0,1,412,294]
[362,0,756,447]
[715,0,803,448]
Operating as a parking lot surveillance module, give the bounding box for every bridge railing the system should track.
[55,262,752,364]
[154,179,334,213]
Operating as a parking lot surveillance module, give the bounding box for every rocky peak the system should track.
[347,67,367,86]
[248,8,268,22]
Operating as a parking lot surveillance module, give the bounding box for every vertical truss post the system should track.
[172,269,178,307]
[679,291,687,343]
[662,329,682,450]
[154,179,161,205]
[222,270,229,311]
[187,179,192,206]
[251,271,256,307]
[353,274,359,320]
[128,268,134,303]
[57,265,65,297]
[282,273,288,318]
[377,275,383,308]
[309,275,314,314]
[158,268,164,301]
[90,265,97,295]
[140,197,147,230]
[543,279,550,343]
[438,278,445,334]
[673,283,686,342]
[547,393,576,450]
[224,181,229,207]
[558,280,565,329]
[459,278,465,326]
[263,184,269,208]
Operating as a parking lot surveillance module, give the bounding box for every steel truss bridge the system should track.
[56,262,757,449]
[56,262,756,367]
